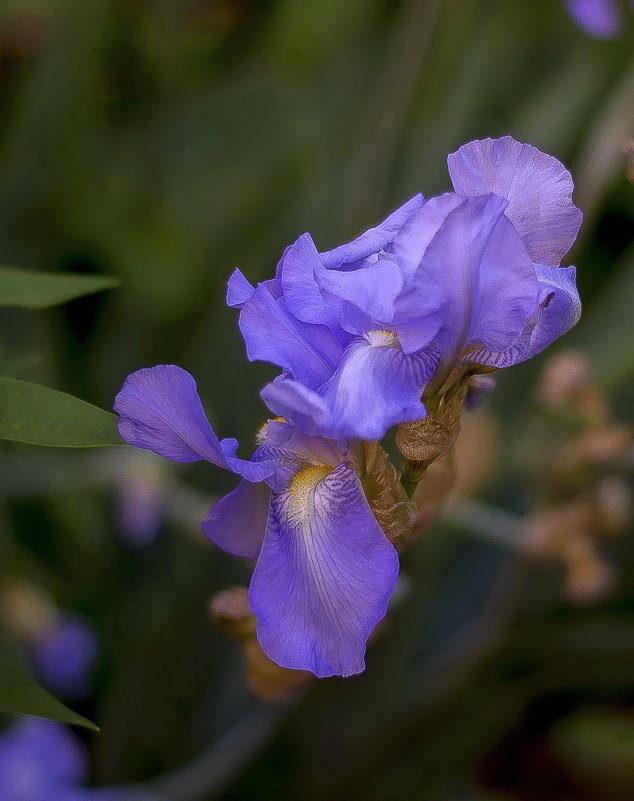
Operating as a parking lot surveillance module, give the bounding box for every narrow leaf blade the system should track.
[0,377,123,447]
[0,660,98,730]
[0,266,119,309]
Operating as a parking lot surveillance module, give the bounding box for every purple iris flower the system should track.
[229,136,582,442]
[0,718,121,801]
[114,365,399,677]
[566,0,629,38]
[31,612,100,700]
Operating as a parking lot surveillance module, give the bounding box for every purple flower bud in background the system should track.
[31,612,100,700]
[566,0,627,38]
[465,375,497,410]
[116,451,168,547]
[115,366,399,677]
[0,718,124,800]
[230,136,582,442]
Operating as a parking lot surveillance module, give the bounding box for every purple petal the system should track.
[226,268,256,309]
[32,613,100,700]
[201,480,270,558]
[566,0,623,38]
[115,366,273,481]
[318,335,436,440]
[239,283,344,386]
[264,420,345,466]
[389,192,463,281]
[282,232,405,330]
[448,136,583,267]
[249,462,399,677]
[317,255,404,325]
[396,195,538,361]
[320,194,425,268]
[261,375,332,437]
[280,234,341,329]
[466,264,581,368]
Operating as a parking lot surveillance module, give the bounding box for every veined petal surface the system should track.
[114,366,273,481]
[239,283,343,386]
[202,479,270,558]
[466,264,581,368]
[249,462,399,677]
[396,195,537,360]
[318,335,435,440]
[448,136,583,267]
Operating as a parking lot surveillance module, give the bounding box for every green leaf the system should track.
[0,377,123,447]
[0,660,98,730]
[0,266,119,309]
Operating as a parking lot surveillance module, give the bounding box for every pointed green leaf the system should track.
[0,377,123,447]
[0,266,119,309]
[0,660,98,730]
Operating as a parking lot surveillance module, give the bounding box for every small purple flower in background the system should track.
[0,718,121,800]
[115,366,399,677]
[230,136,582,442]
[566,0,630,38]
[31,612,100,700]
[116,451,169,547]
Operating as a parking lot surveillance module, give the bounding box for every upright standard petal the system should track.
[396,195,537,361]
[320,194,425,268]
[201,479,270,558]
[249,462,399,677]
[447,136,583,267]
[115,366,273,481]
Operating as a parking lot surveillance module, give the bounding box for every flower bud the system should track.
[208,586,256,641]
[361,442,416,542]
[396,382,466,466]
[536,350,608,425]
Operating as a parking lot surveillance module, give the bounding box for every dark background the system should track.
[1,1,633,799]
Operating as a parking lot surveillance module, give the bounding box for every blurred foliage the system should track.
[0,0,632,799]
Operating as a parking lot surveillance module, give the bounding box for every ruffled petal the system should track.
[389,192,463,281]
[320,194,425,268]
[466,264,581,368]
[396,195,537,361]
[260,375,332,436]
[239,283,343,386]
[318,335,436,440]
[448,136,583,267]
[281,232,404,330]
[115,366,273,481]
[249,462,399,677]
[202,480,270,558]
[279,233,340,328]
[317,254,404,325]
[226,267,256,309]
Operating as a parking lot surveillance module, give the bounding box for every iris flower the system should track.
[115,365,399,677]
[230,136,582,441]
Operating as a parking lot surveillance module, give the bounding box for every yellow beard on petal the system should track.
[364,329,399,348]
[255,417,287,445]
[287,464,333,528]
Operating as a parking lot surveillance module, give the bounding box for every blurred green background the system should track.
[1,0,633,799]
